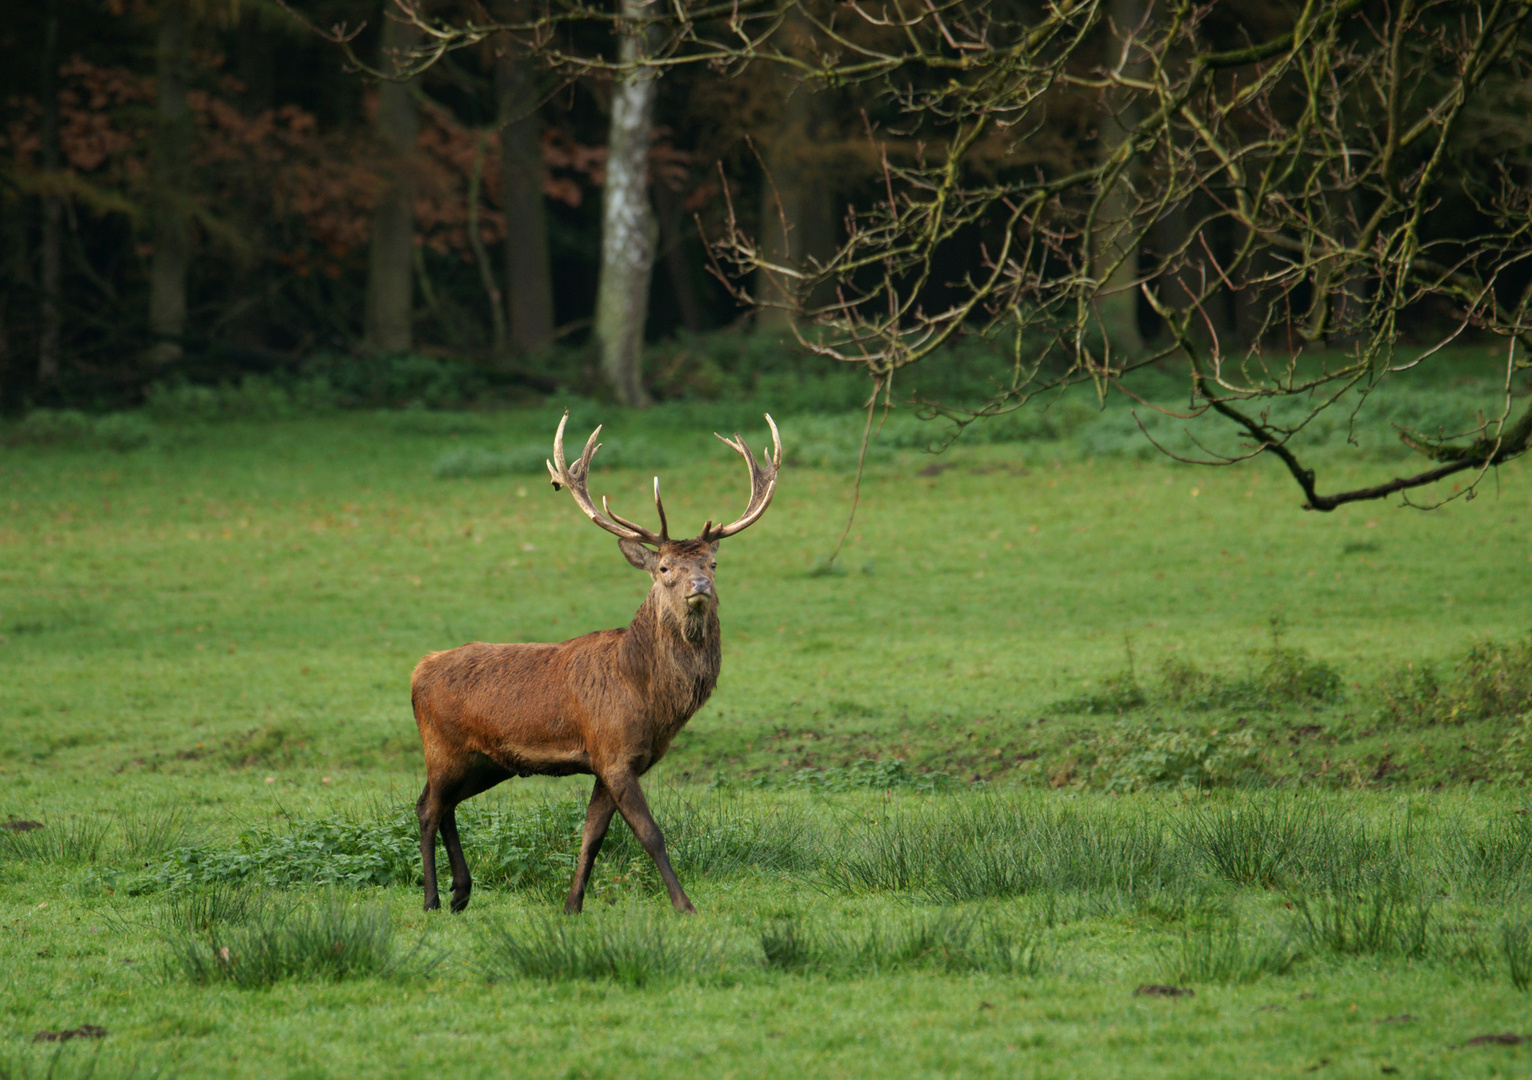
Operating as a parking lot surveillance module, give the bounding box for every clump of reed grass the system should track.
[822,798,1192,907]
[1502,916,1532,991]
[478,911,725,987]
[1287,887,1434,960]
[1159,915,1302,984]
[760,912,1045,977]
[1438,812,1532,901]
[165,891,417,987]
[0,816,110,864]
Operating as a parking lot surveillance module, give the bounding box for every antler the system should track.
[700,414,782,542]
[546,412,668,545]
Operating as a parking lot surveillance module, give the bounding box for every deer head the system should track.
[546,412,781,621]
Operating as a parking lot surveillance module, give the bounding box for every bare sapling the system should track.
[410,411,781,913]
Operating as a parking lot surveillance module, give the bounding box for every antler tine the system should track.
[701,413,781,542]
[654,476,669,540]
[545,411,664,545]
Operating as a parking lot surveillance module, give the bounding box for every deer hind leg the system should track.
[417,782,445,912]
[603,769,696,914]
[438,806,473,913]
[564,778,617,915]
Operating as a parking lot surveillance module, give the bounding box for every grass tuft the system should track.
[165,893,414,987]
[1159,915,1302,984]
[0,816,111,864]
[1288,887,1434,960]
[479,911,724,987]
[759,912,1046,977]
[1503,916,1532,991]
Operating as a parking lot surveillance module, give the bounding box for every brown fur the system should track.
[411,537,723,913]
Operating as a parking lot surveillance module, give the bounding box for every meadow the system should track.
[2,377,1532,1078]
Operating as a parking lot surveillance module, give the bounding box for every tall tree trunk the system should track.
[148,1,192,368]
[0,198,24,412]
[754,15,836,337]
[593,0,660,408]
[364,12,420,354]
[235,9,275,115]
[38,0,62,389]
[495,37,554,356]
[654,180,703,333]
[226,8,276,351]
[1088,0,1146,358]
[754,114,836,334]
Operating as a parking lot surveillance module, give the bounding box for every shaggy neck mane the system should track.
[621,590,721,714]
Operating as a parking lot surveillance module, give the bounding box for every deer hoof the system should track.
[449,892,471,914]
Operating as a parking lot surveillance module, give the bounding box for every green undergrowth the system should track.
[7,789,1532,1076]
[5,392,1532,1076]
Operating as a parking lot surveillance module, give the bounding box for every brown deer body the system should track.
[411,413,780,914]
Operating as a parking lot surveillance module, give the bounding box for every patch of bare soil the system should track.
[1133,984,1194,998]
[33,1025,106,1043]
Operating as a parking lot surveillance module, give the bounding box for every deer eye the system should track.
[659,565,670,573]
[710,562,717,570]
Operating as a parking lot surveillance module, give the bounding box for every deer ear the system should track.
[618,537,659,572]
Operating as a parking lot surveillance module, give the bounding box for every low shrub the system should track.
[774,758,957,794]
[1373,634,1532,725]
[1050,673,1148,715]
[142,375,328,421]
[2,409,154,451]
[303,351,492,408]
[133,796,802,900]
[1086,724,1261,793]
[1455,636,1532,719]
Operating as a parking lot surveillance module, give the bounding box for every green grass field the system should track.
[3,394,1532,1078]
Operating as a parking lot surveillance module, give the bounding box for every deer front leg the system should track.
[603,769,696,914]
[564,778,617,915]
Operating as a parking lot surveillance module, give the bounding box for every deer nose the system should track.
[686,578,712,603]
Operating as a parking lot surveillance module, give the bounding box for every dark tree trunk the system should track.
[235,9,275,116]
[364,12,420,354]
[593,0,660,408]
[148,2,192,367]
[653,180,703,334]
[1089,0,1146,357]
[226,8,277,351]
[38,0,62,389]
[495,37,554,355]
[753,13,837,337]
[0,197,25,412]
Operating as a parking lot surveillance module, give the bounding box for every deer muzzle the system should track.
[685,579,713,608]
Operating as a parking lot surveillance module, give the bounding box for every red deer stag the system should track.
[410,411,781,914]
